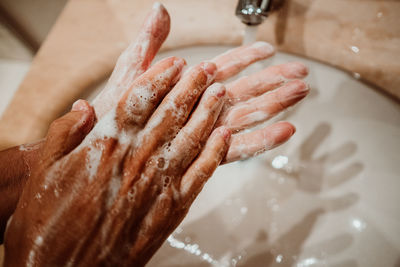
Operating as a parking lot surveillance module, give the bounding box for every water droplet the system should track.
[352,72,361,79]
[297,257,318,267]
[276,254,283,263]
[271,155,288,169]
[351,218,366,232]
[350,45,360,54]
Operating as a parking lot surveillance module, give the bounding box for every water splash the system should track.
[351,218,367,232]
[297,257,319,267]
[167,235,221,266]
[276,254,284,263]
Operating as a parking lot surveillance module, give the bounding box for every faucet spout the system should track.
[235,0,274,26]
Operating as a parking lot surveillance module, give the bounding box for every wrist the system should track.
[0,140,43,243]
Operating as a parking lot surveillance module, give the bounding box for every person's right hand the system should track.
[5,40,232,265]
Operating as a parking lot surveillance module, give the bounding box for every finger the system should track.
[211,41,275,82]
[224,122,295,163]
[120,62,216,183]
[226,62,309,103]
[218,80,309,131]
[119,62,217,182]
[164,83,226,171]
[180,127,231,203]
[142,62,217,144]
[116,56,186,128]
[43,100,95,164]
[93,3,171,118]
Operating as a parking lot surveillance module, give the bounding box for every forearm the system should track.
[0,141,42,243]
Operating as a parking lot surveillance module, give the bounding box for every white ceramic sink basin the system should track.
[141,46,400,267]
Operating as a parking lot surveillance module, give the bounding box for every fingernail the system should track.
[208,83,226,98]
[202,62,217,75]
[296,80,310,93]
[174,57,186,69]
[286,80,310,95]
[217,90,226,98]
[202,62,217,84]
[72,99,89,112]
[291,125,296,135]
[284,62,309,78]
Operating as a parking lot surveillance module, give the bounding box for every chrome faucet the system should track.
[235,0,277,26]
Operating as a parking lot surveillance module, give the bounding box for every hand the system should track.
[5,47,231,267]
[0,3,171,242]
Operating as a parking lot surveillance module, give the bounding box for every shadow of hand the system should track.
[266,122,363,193]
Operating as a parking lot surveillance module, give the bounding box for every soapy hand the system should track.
[2,3,309,266]
[91,4,309,163]
[5,54,232,265]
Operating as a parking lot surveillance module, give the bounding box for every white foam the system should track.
[206,83,224,96]
[26,249,35,267]
[242,110,270,124]
[25,236,44,267]
[125,82,153,115]
[35,235,44,246]
[139,39,150,59]
[152,2,162,9]
[86,146,103,182]
[79,108,119,147]
[18,140,42,151]
[251,41,274,53]
[106,176,121,208]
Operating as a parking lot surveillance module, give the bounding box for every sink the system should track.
[1,45,399,266]
[0,0,399,264]
[141,46,399,267]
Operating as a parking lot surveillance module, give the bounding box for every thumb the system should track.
[43,100,95,164]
